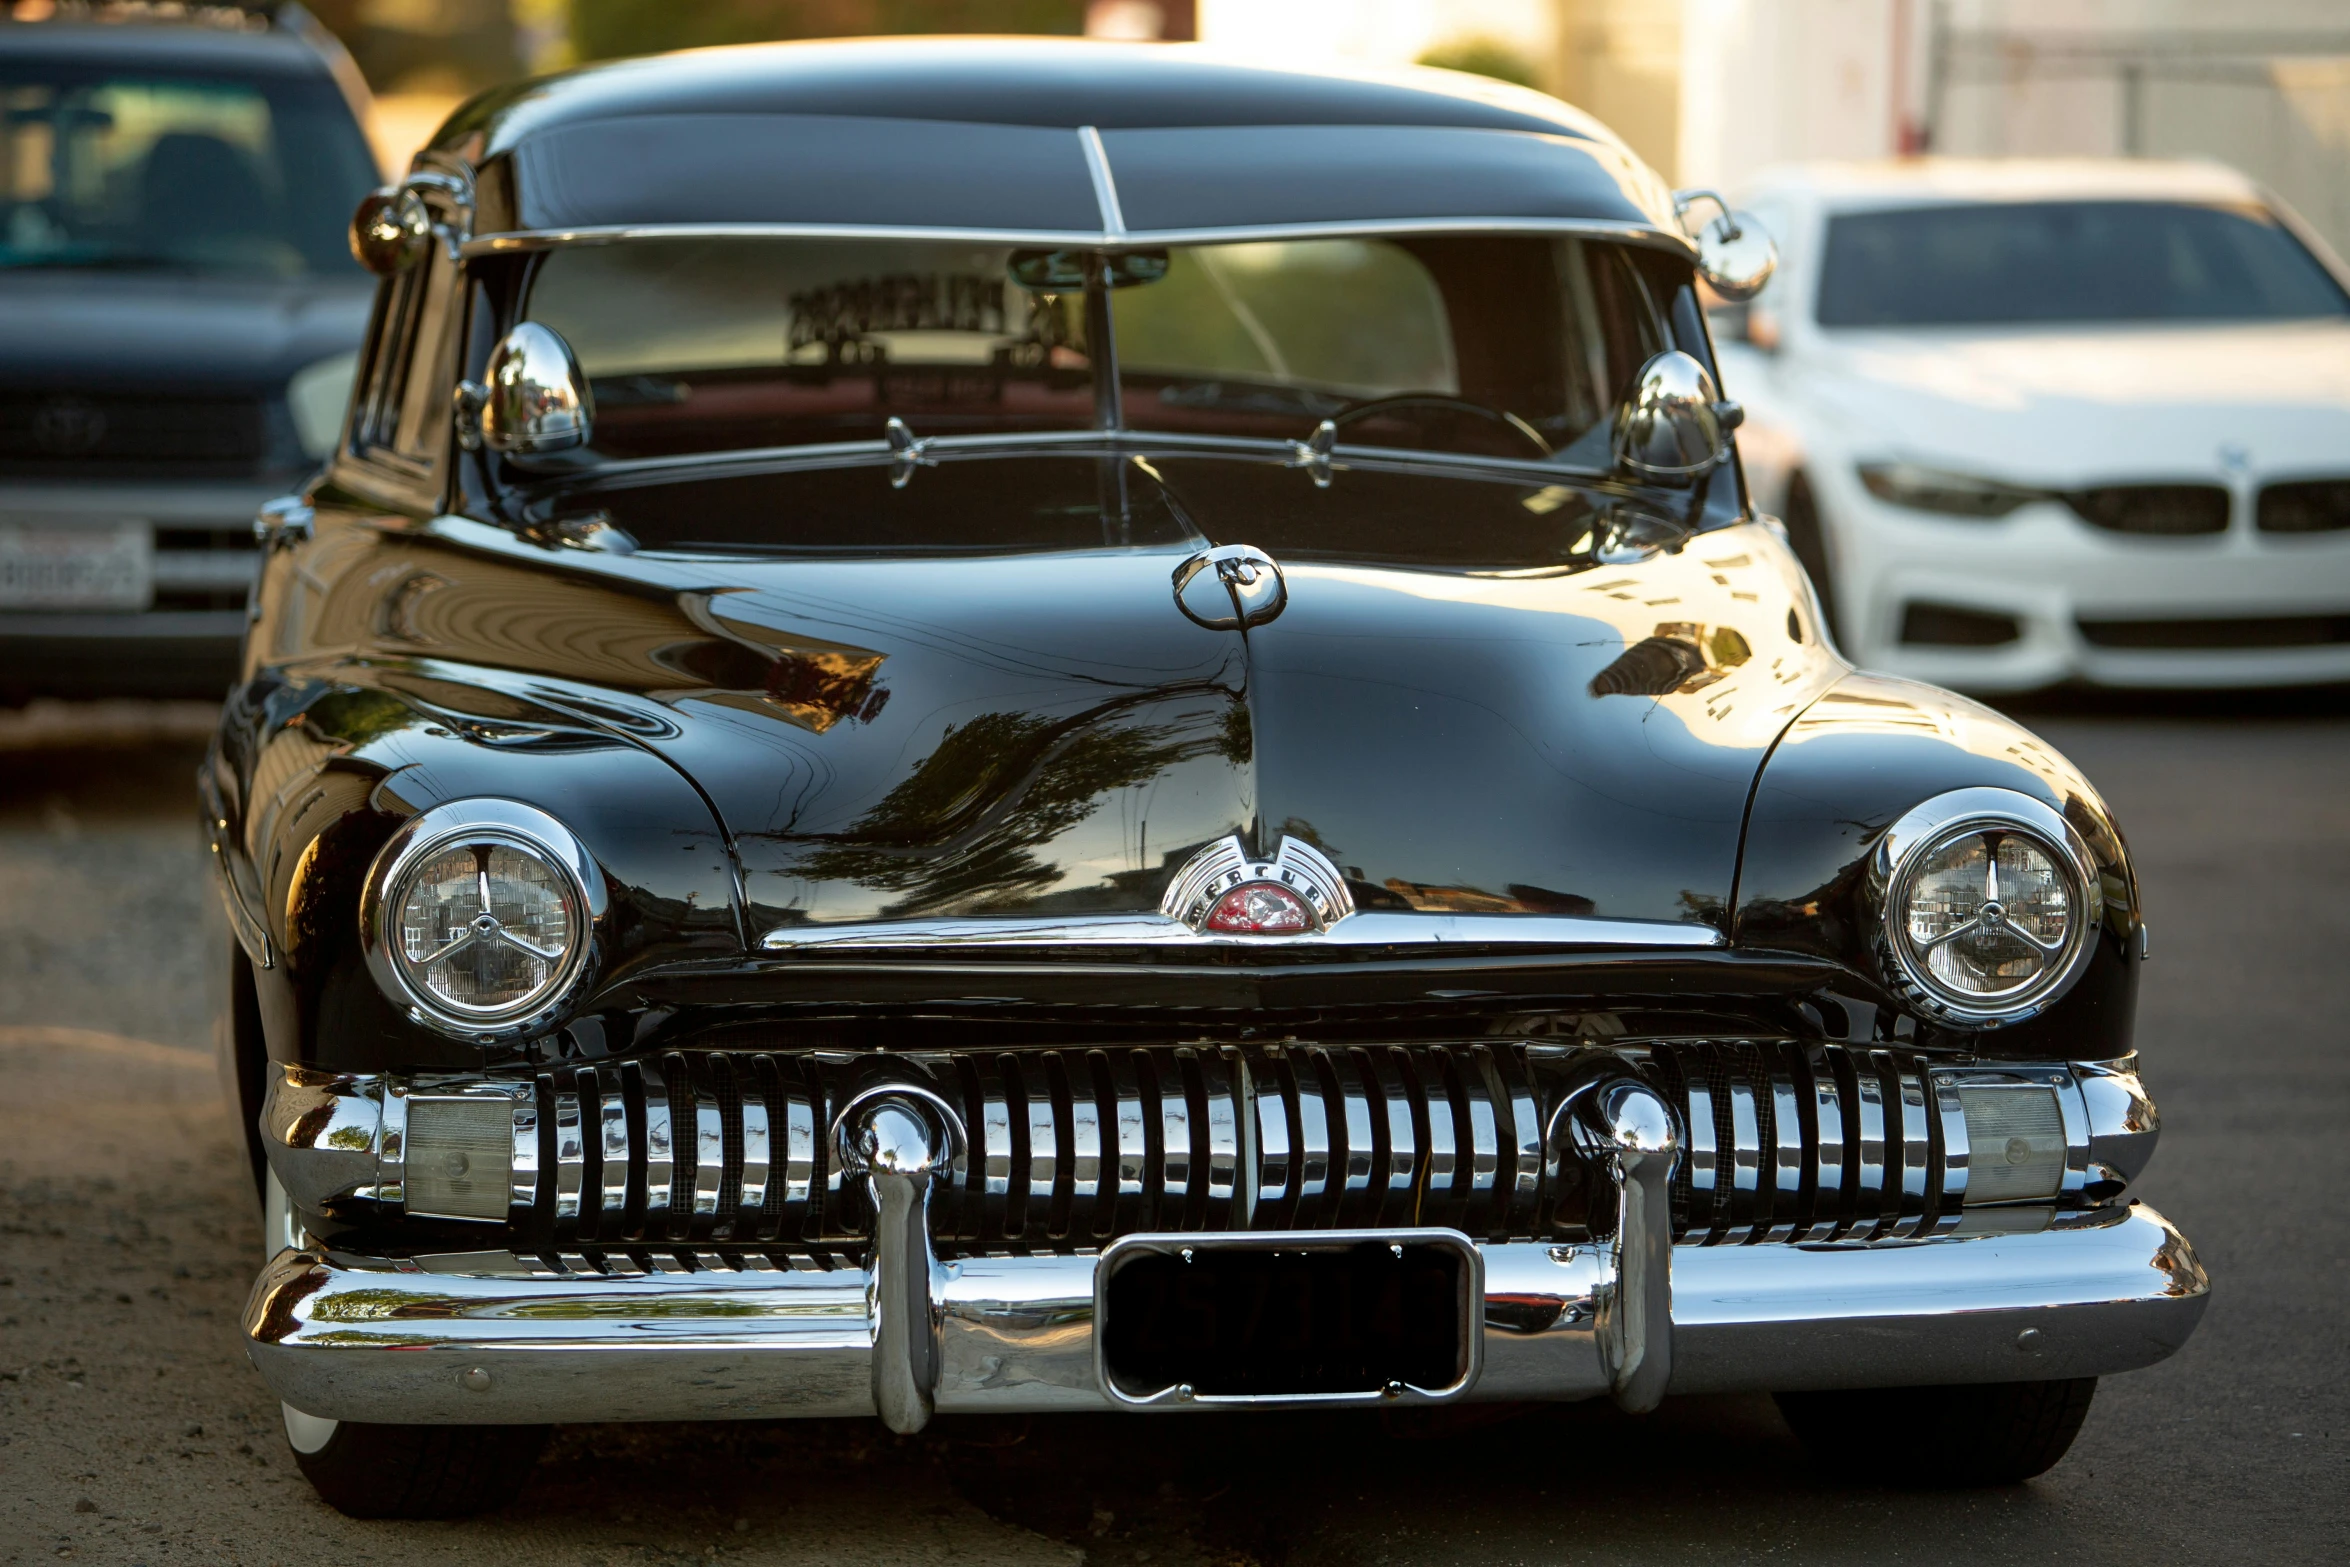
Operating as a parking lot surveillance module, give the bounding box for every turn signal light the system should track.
[1958,1084,2067,1204]
[404,1097,517,1222]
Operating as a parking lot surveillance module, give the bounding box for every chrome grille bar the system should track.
[502,1040,1981,1253]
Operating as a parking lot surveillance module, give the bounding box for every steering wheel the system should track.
[1324,394,1553,458]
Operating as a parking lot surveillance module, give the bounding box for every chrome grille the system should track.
[1649,1042,1965,1244]
[0,390,269,478]
[515,1041,1970,1253]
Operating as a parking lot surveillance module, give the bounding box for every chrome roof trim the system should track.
[461,215,1691,259]
[757,911,1727,953]
[1077,124,1128,237]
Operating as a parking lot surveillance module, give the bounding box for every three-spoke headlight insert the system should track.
[359,800,606,1041]
[1873,787,2103,1027]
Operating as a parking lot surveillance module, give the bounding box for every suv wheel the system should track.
[283,1404,548,1519]
[1774,1378,2096,1485]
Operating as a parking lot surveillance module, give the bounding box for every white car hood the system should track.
[1788,320,2350,486]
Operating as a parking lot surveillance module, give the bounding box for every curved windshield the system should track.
[526,238,1097,460]
[0,68,377,277]
[519,234,1671,465]
[1115,236,1662,464]
[1817,200,2350,328]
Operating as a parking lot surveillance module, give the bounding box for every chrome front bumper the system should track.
[244,1202,2206,1427]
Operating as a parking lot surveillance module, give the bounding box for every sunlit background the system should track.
[251,0,2350,256]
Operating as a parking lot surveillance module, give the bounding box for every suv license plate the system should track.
[0,521,153,611]
[1097,1231,1479,1404]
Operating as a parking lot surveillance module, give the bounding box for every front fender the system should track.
[1734,672,2141,1059]
[217,671,740,1074]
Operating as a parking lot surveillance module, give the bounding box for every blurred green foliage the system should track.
[570,0,1088,60]
[1415,36,1543,91]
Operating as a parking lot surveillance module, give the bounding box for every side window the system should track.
[347,206,462,479]
[391,248,460,464]
[351,264,425,452]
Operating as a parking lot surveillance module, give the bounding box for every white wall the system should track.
[1678,0,1915,192]
[1194,0,1557,74]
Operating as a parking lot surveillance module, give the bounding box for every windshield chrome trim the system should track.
[462,216,1690,259]
[508,428,1631,501]
[758,911,1727,954]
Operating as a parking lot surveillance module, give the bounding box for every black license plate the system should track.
[1100,1238,1469,1401]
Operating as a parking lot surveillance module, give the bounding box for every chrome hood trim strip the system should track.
[758,910,1727,953]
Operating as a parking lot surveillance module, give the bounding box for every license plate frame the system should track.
[1094,1228,1483,1407]
[0,519,153,611]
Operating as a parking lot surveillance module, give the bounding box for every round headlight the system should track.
[360,800,603,1040]
[1876,789,2101,1026]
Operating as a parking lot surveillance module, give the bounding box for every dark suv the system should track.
[0,6,378,701]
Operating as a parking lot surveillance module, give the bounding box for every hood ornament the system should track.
[1162,834,1354,935]
[1173,544,1286,631]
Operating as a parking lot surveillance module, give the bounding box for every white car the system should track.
[1715,159,2350,691]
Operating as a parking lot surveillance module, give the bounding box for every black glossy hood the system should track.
[0,270,371,388]
[487,455,1845,937]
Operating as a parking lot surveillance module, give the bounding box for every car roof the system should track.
[0,18,339,79]
[1741,157,2266,211]
[429,38,1686,251]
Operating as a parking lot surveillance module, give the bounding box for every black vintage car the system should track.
[209,39,2204,1519]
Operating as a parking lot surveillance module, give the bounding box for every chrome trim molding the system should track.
[357,797,610,1042]
[759,909,1726,953]
[2076,1055,2161,1192]
[462,215,1690,259]
[1870,787,2105,1027]
[242,1203,2207,1425]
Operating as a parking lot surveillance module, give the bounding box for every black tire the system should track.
[289,1417,548,1519]
[1774,1378,2097,1486]
[1779,470,1839,641]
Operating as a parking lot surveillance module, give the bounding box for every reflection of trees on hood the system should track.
[785,689,1245,917]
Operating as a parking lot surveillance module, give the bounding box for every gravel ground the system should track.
[1,702,2343,1566]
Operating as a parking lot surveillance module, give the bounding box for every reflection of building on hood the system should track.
[1589,623,1752,696]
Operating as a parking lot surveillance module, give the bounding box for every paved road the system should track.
[2,702,2343,1566]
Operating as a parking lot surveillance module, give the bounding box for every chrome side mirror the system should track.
[1672,188,1778,303]
[1612,350,1741,481]
[349,186,430,276]
[459,323,594,458]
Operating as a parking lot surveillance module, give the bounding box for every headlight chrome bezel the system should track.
[1872,787,2103,1028]
[359,799,606,1043]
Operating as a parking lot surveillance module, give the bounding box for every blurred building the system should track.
[1198,1,2350,257]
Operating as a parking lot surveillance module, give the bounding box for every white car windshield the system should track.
[1816,200,2350,328]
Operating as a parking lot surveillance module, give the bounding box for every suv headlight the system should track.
[1858,462,2044,518]
[1873,787,2102,1026]
[359,799,605,1041]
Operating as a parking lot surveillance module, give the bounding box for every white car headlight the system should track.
[1873,788,2102,1026]
[1858,461,2042,518]
[360,800,604,1040]
[287,350,359,461]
